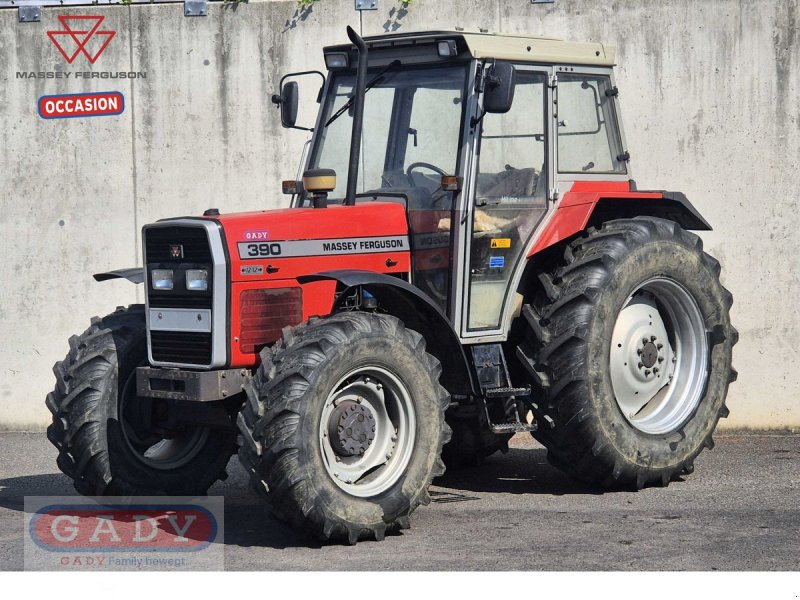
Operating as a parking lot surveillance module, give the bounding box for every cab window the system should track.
[557,73,626,174]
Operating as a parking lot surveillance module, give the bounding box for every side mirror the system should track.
[273,81,299,129]
[483,62,516,114]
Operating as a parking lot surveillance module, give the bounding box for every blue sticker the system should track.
[489,256,505,268]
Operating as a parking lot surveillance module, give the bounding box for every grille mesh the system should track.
[145,226,212,263]
[150,331,212,365]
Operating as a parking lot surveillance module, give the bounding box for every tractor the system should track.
[47,27,737,544]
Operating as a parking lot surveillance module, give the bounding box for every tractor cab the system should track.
[279,29,626,334]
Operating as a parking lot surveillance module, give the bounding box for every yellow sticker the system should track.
[490,238,511,249]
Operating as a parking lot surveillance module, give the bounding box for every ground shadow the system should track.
[0,446,609,550]
[0,473,76,512]
[433,447,604,496]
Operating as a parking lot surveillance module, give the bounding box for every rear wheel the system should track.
[46,306,237,496]
[515,217,737,488]
[237,312,450,544]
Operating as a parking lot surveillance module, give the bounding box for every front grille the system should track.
[145,226,212,263]
[148,293,213,309]
[150,331,212,365]
[145,224,218,366]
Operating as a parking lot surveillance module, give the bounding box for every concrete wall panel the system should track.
[0,0,797,429]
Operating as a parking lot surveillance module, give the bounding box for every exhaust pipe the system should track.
[344,25,368,206]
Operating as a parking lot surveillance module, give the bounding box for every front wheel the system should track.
[46,306,238,496]
[237,312,451,544]
[515,217,738,489]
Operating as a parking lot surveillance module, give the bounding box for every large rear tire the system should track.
[514,217,737,489]
[46,306,237,496]
[237,312,451,544]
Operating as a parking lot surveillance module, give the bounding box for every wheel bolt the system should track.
[658,357,664,363]
[653,368,659,374]
[638,362,643,369]
[651,336,657,342]
[637,349,643,356]
[657,343,663,350]
[642,338,649,345]
[645,369,651,376]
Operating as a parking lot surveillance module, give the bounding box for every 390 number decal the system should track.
[245,243,282,257]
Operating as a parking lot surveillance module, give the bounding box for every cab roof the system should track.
[325,29,616,67]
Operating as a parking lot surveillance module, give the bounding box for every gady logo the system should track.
[47,16,116,65]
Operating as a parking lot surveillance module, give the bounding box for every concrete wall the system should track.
[0,0,797,429]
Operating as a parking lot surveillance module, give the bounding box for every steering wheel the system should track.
[406,161,448,178]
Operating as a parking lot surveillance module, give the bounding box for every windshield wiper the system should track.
[325,60,401,128]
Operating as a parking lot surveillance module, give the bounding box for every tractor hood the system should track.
[205,202,412,282]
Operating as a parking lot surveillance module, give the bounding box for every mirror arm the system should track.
[470,107,487,129]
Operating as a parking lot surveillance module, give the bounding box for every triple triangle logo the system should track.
[47,16,116,65]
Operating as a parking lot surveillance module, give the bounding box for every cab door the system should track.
[460,66,552,337]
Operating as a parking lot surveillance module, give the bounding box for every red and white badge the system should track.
[38,91,124,119]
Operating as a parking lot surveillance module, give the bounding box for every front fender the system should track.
[298,270,476,396]
[93,268,144,284]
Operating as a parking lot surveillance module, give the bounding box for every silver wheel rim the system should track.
[119,371,210,470]
[609,277,709,434]
[319,366,416,498]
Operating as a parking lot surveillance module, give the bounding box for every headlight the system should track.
[151,269,174,290]
[186,269,208,291]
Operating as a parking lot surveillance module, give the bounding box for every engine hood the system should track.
[201,202,412,282]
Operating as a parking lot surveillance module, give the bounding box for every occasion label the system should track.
[38,91,124,119]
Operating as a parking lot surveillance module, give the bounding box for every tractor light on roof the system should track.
[325,53,349,69]
[186,269,209,291]
[437,40,458,57]
[151,269,174,291]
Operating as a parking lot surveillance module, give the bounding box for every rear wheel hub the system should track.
[328,401,376,457]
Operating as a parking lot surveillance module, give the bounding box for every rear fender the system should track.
[529,189,711,257]
[298,270,476,396]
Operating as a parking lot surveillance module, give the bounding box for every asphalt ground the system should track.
[0,431,797,571]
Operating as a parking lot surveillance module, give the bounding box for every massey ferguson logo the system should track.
[170,245,184,259]
[47,16,116,65]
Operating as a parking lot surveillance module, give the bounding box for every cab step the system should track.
[471,344,538,435]
[489,421,537,434]
[485,387,537,433]
[485,386,531,399]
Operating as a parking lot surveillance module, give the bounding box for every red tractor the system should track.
[47,27,737,544]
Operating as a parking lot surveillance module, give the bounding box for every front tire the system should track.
[237,312,451,544]
[46,306,238,496]
[514,217,738,489]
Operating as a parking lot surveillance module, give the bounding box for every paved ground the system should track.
[0,431,798,570]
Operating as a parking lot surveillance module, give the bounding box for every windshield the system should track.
[307,64,468,206]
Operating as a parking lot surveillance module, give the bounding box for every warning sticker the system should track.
[490,238,511,249]
[489,256,505,269]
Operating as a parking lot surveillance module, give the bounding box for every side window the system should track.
[404,86,463,176]
[557,74,626,174]
[467,70,548,331]
[313,81,394,200]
